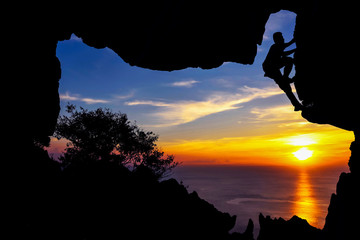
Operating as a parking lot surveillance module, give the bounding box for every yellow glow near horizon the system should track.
[287,135,317,146]
[158,127,353,167]
[48,109,354,167]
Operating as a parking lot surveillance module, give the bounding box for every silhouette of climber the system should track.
[263,32,303,111]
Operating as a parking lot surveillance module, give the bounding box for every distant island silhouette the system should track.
[5,1,359,239]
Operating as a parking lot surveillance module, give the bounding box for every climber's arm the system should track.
[284,38,296,48]
[283,48,296,56]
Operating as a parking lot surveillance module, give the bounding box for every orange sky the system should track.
[49,102,354,168]
[156,104,354,167]
[49,101,354,168]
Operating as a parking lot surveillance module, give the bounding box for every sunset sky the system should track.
[50,10,354,167]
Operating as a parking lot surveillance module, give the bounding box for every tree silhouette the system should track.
[54,104,178,179]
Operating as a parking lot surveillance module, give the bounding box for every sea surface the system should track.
[171,165,348,237]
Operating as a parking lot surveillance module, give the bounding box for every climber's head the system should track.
[273,32,284,44]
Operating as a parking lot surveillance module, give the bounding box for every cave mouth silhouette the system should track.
[5,2,359,240]
[52,9,355,239]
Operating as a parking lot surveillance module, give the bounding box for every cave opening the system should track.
[49,9,354,237]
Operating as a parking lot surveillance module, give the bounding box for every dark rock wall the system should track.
[257,214,322,240]
[322,138,360,240]
[5,1,359,238]
[294,0,359,131]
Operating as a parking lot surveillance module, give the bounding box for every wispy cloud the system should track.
[213,78,234,88]
[125,86,283,127]
[250,105,301,122]
[60,92,79,101]
[60,92,109,104]
[81,98,109,104]
[126,100,171,107]
[114,91,135,100]
[247,104,314,131]
[168,79,200,88]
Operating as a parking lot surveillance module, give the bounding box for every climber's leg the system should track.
[285,90,303,111]
[282,57,293,79]
[276,79,303,111]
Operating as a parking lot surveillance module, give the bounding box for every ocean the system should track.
[171,165,348,236]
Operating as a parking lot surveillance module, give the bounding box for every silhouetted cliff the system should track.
[322,138,360,240]
[257,214,321,240]
[293,3,359,131]
[6,145,255,240]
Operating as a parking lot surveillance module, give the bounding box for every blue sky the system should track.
[57,10,296,127]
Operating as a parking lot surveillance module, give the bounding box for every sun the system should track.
[293,147,313,161]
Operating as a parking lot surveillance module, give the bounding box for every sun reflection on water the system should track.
[291,170,321,228]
